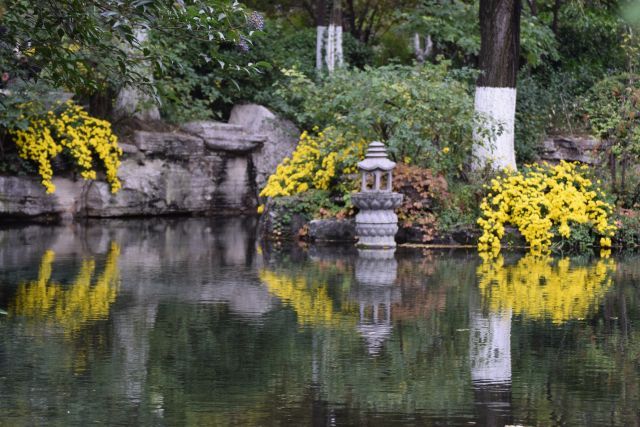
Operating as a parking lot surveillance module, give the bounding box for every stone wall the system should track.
[0,104,298,220]
[538,136,603,165]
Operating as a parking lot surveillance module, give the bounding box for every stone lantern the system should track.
[351,142,403,249]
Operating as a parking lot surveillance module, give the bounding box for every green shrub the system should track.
[556,3,626,81]
[272,62,491,176]
[583,73,640,200]
[153,18,376,123]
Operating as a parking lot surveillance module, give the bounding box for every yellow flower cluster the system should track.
[10,242,121,335]
[259,128,367,198]
[477,254,616,324]
[260,269,352,327]
[12,101,123,193]
[477,161,616,254]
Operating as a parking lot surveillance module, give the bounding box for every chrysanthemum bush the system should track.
[260,127,367,199]
[11,101,122,193]
[477,161,616,254]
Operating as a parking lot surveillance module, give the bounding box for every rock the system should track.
[181,121,266,153]
[308,219,357,242]
[539,136,603,165]
[181,121,245,139]
[84,154,256,217]
[133,131,204,158]
[229,104,299,191]
[0,141,257,220]
[258,196,309,240]
[112,29,161,121]
[451,226,482,245]
[0,176,85,219]
[0,107,300,220]
[118,143,140,155]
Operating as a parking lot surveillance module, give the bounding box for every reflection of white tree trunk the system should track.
[469,290,513,426]
[112,303,158,404]
[114,29,160,121]
[469,308,512,384]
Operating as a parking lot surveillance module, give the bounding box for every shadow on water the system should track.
[0,218,637,426]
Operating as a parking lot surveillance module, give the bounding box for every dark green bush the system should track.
[271,62,493,177]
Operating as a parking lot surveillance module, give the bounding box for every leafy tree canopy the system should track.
[0,0,251,96]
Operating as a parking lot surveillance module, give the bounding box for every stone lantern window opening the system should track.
[360,170,393,192]
[359,302,392,324]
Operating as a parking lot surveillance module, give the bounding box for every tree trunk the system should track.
[113,29,160,121]
[473,0,521,170]
[551,0,562,35]
[315,0,328,70]
[413,33,433,64]
[325,0,344,72]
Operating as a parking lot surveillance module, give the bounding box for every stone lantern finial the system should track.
[351,141,403,249]
[358,141,396,192]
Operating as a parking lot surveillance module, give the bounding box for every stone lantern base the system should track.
[351,191,403,249]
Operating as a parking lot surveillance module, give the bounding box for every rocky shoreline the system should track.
[0,104,297,221]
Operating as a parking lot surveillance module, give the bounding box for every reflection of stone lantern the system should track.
[351,142,403,249]
[352,248,400,355]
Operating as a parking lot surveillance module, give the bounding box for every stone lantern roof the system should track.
[358,141,396,171]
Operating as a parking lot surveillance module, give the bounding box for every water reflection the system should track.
[260,269,351,327]
[471,253,618,426]
[0,219,638,425]
[353,249,400,355]
[477,254,616,323]
[10,242,121,335]
[469,300,513,426]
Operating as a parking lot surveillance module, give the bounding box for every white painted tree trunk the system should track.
[473,86,517,170]
[413,33,433,63]
[326,23,336,72]
[316,26,327,70]
[324,25,343,73]
[335,25,344,68]
[114,29,160,121]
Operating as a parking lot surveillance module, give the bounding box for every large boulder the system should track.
[229,104,299,191]
[539,136,602,164]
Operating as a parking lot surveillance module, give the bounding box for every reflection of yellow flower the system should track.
[260,269,352,327]
[477,254,616,324]
[600,237,612,248]
[11,242,121,335]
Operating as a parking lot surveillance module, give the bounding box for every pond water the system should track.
[0,218,638,426]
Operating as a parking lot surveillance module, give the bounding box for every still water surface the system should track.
[0,218,638,426]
